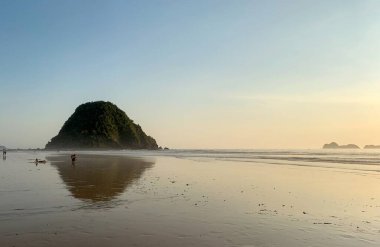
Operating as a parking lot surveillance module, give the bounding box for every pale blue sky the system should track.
[0,0,379,149]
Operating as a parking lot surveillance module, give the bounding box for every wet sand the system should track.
[0,150,379,246]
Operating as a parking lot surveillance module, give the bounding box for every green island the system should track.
[45,101,158,150]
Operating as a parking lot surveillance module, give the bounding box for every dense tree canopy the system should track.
[45,101,158,150]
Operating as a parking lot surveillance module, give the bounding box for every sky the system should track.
[0,0,380,149]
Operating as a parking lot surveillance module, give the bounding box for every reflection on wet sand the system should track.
[47,154,154,202]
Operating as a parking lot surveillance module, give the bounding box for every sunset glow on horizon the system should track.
[0,0,379,149]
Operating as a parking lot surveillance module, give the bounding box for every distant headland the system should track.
[322,142,360,149]
[363,145,380,149]
[323,142,380,149]
[45,101,158,150]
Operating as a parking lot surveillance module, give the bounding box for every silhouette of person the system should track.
[71,154,77,163]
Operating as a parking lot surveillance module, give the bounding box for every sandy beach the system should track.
[0,150,379,246]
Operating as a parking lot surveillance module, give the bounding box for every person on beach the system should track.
[35,158,46,164]
[2,149,6,157]
[71,154,76,163]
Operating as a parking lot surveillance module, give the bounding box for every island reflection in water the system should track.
[47,154,154,202]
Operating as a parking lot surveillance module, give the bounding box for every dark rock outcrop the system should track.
[45,101,158,150]
[364,145,380,149]
[339,144,360,149]
[323,142,339,149]
[323,142,360,149]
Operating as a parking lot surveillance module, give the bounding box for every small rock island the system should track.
[45,101,158,150]
[322,142,360,149]
[363,145,380,149]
